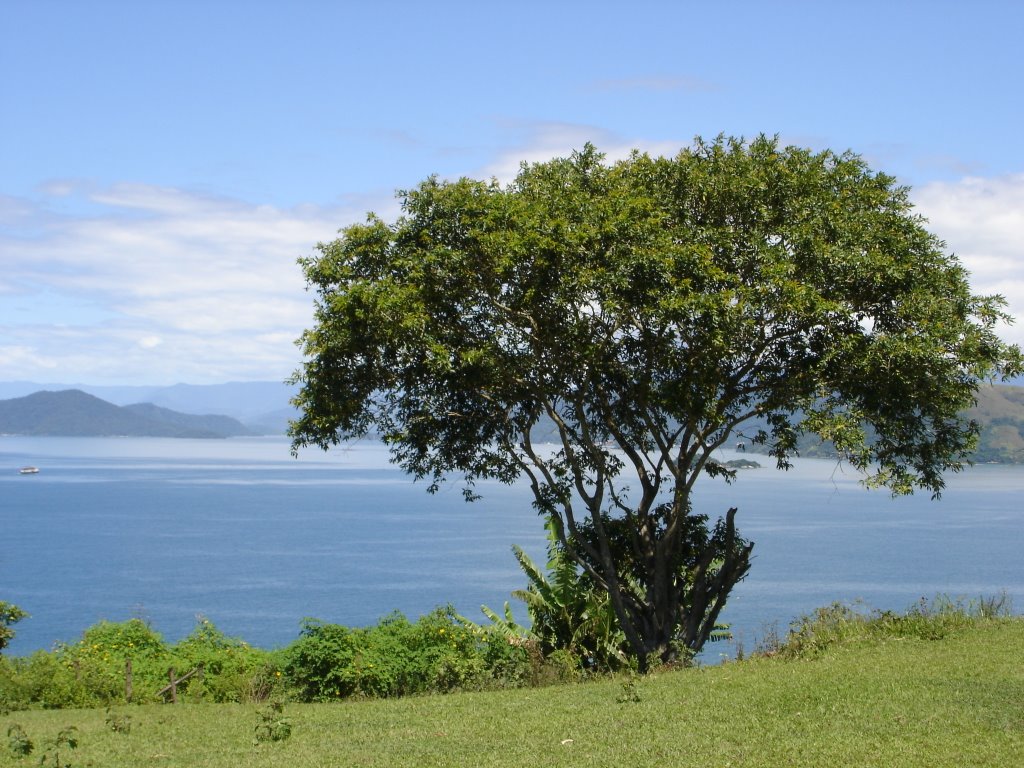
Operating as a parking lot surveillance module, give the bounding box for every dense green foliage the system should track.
[505,525,625,671]
[291,135,1021,668]
[0,607,583,712]
[472,517,734,671]
[0,618,283,711]
[3,605,1021,767]
[283,607,527,701]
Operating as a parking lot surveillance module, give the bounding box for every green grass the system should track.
[3,617,1022,767]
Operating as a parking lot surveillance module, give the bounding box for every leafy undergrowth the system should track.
[2,607,1022,767]
[0,607,551,711]
[763,593,1016,659]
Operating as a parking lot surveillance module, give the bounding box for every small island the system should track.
[723,458,761,469]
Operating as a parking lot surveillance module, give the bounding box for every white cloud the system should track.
[0,184,367,384]
[913,174,1024,347]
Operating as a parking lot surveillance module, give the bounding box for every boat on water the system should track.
[18,466,39,475]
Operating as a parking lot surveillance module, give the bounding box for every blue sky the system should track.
[2,0,1023,385]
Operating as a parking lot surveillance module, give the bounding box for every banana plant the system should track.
[504,518,627,670]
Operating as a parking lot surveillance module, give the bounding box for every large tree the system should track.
[290,136,1021,669]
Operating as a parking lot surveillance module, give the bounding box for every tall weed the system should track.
[775,594,1013,660]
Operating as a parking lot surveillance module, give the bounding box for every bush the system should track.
[475,632,534,688]
[1,651,90,710]
[399,607,485,693]
[1,606,608,710]
[0,616,283,710]
[50,618,171,705]
[284,619,360,701]
[284,606,557,701]
[284,607,490,700]
[168,618,283,703]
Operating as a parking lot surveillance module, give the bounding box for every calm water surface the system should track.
[2,436,1022,661]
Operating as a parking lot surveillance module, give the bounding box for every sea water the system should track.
[2,436,1022,661]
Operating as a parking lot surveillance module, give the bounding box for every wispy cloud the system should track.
[0,184,366,384]
[914,174,1024,347]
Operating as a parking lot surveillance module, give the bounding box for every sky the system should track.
[2,0,1023,386]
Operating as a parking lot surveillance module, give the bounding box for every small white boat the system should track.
[18,466,40,475]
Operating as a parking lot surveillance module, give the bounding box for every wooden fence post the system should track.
[156,665,203,703]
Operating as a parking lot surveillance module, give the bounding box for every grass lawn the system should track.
[3,618,1022,767]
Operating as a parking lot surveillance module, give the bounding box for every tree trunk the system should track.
[597,506,752,672]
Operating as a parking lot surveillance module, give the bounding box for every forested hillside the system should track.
[736,384,1024,464]
[969,384,1024,462]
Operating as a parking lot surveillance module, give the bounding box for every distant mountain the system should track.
[736,383,1024,464]
[121,402,254,438]
[969,384,1024,462]
[0,381,299,433]
[117,381,298,423]
[0,390,255,438]
[4,380,1024,457]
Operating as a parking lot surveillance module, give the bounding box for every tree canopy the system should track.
[290,136,1021,668]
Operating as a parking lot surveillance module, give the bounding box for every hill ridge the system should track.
[0,389,254,438]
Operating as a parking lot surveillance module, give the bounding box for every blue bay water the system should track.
[2,436,1022,661]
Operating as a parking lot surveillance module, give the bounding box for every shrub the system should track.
[0,616,283,710]
[1,650,93,710]
[168,618,283,703]
[400,607,486,693]
[284,619,360,701]
[475,631,534,689]
[2,604,636,710]
[57,618,170,705]
[284,607,510,701]
[37,725,77,768]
